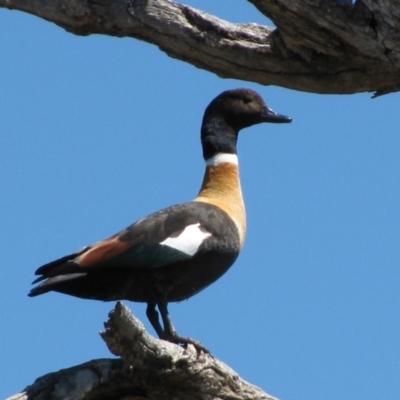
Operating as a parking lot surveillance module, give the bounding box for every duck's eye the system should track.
[242,96,252,104]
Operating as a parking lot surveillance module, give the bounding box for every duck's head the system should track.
[201,88,292,160]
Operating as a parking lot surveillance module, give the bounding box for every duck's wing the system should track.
[29,202,237,296]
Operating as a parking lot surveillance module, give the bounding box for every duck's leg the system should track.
[146,302,164,338]
[157,300,209,353]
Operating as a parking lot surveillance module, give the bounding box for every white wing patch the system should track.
[160,223,212,256]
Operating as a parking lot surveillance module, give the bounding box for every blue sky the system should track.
[1,1,400,399]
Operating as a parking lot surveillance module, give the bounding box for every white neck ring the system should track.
[206,153,238,167]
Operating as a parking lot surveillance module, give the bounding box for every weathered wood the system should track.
[6,359,131,400]
[7,302,276,400]
[1,0,400,95]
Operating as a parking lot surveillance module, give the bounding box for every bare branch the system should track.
[101,302,276,400]
[8,303,276,400]
[1,0,400,95]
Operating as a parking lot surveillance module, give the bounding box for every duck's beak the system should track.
[261,105,292,123]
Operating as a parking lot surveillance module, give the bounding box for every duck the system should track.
[29,88,292,351]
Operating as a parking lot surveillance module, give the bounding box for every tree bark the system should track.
[1,0,400,96]
[8,302,275,400]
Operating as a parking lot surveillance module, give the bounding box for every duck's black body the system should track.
[32,202,240,303]
[29,88,291,351]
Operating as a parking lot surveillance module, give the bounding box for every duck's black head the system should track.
[201,88,292,160]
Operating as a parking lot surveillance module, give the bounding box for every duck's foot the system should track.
[162,332,209,353]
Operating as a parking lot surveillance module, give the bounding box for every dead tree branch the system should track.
[8,302,275,400]
[1,0,400,96]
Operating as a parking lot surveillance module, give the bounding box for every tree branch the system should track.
[2,0,400,95]
[249,0,400,96]
[1,0,400,95]
[8,302,275,400]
